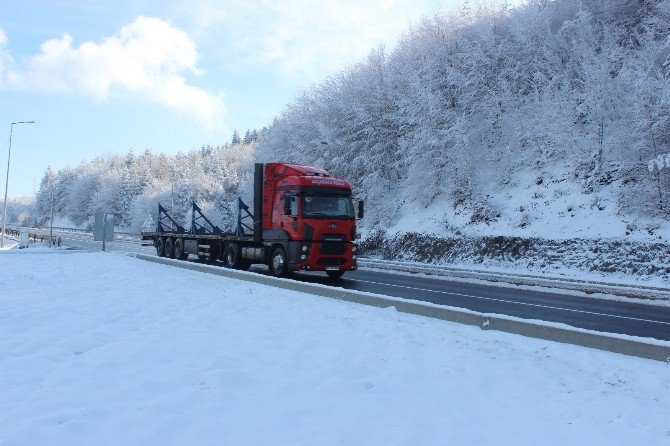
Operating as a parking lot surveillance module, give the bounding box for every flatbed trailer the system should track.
[142,163,363,278]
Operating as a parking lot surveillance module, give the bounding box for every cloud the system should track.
[0,28,12,76]
[0,17,223,124]
[178,0,441,81]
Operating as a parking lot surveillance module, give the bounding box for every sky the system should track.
[0,0,520,197]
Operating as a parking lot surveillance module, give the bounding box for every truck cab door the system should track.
[275,193,300,238]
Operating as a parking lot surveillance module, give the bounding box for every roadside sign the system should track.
[94,213,114,242]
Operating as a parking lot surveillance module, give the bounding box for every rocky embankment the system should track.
[360,232,670,283]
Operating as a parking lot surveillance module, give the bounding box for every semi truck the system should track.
[141,162,363,278]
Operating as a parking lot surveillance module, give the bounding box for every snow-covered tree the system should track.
[231,130,241,145]
[30,0,670,235]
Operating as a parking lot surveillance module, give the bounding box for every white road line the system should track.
[354,278,670,326]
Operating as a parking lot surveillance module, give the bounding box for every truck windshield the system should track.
[302,194,355,219]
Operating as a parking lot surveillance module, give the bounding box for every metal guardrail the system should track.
[50,226,141,237]
[6,224,141,239]
[3,228,22,238]
[51,226,91,234]
[2,227,60,245]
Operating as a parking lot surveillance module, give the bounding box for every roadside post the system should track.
[19,229,29,248]
[94,213,114,251]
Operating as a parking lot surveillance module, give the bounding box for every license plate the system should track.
[325,266,340,271]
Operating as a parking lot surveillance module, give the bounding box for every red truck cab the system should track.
[260,163,361,278]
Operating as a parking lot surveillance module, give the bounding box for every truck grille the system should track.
[320,236,346,255]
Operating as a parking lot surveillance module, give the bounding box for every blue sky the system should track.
[0,0,516,197]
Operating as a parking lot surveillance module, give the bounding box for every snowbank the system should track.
[0,251,668,445]
[362,231,670,287]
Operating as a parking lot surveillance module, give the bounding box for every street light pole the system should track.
[49,194,55,247]
[1,121,35,248]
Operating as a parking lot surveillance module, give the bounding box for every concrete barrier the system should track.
[130,253,670,363]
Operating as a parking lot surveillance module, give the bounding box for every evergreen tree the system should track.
[231,130,241,145]
[243,130,252,144]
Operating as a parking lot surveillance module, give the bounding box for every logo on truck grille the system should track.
[328,223,338,229]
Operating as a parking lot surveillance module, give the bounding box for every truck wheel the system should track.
[165,237,175,258]
[270,247,288,277]
[156,237,165,257]
[174,238,188,260]
[326,270,345,279]
[225,243,242,269]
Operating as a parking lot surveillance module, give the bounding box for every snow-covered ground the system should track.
[386,166,670,242]
[1,250,668,445]
[0,241,18,251]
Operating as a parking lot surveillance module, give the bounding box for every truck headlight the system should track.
[352,255,357,260]
[301,245,308,252]
[300,254,307,260]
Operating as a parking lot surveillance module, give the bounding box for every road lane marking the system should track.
[354,278,670,326]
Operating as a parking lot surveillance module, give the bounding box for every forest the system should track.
[15,0,670,240]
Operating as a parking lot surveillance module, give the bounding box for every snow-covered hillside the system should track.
[257,0,670,240]
[1,250,668,444]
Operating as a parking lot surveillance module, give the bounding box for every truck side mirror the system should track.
[358,200,364,219]
[283,196,292,216]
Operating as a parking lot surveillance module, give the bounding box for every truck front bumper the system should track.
[288,241,357,272]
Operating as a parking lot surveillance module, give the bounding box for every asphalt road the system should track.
[27,229,670,342]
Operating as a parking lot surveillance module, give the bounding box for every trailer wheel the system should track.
[156,237,165,257]
[165,237,175,258]
[270,247,288,277]
[326,270,345,279]
[224,243,241,269]
[174,238,188,260]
